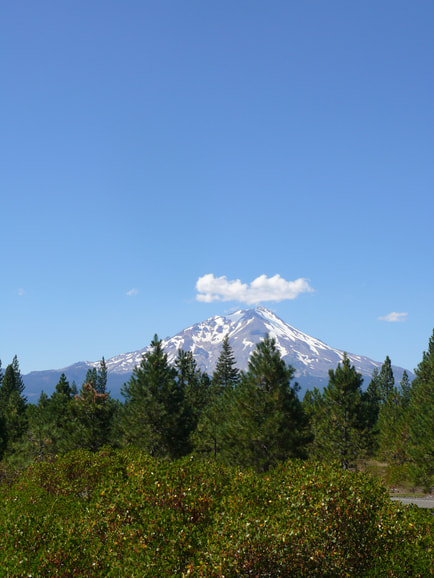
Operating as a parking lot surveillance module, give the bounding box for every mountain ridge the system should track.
[23,306,413,399]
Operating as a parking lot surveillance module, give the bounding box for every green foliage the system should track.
[218,335,309,472]
[46,373,77,454]
[377,384,410,470]
[16,392,53,464]
[175,348,211,439]
[399,369,411,406]
[211,334,240,392]
[0,357,28,458]
[407,330,434,491]
[121,335,189,459]
[83,358,109,394]
[363,367,381,452]
[193,389,228,459]
[96,357,108,394]
[84,367,98,388]
[306,354,368,469]
[193,336,239,459]
[4,330,433,503]
[378,355,395,400]
[0,449,432,576]
[69,382,117,453]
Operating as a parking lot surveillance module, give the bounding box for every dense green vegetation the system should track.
[0,448,432,576]
[0,331,433,574]
[1,331,433,484]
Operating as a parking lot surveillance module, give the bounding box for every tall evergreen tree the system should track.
[307,354,367,470]
[121,335,188,459]
[365,368,381,416]
[377,384,405,464]
[96,357,108,394]
[0,359,28,456]
[220,335,309,472]
[47,373,76,453]
[211,335,240,393]
[363,367,381,455]
[55,373,73,397]
[84,367,98,388]
[83,358,108,395]
[193,388,229,459]
[399,370,411,407]
[193,336,239,459]
[20,392,53,462]
[70,381,116,452]
[175,349,210,433]
[0,356,26,408]
[407,330,434,491]
[11,355,25,392]
[378,356,395,401]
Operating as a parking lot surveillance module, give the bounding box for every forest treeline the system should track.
[1,330,433,490]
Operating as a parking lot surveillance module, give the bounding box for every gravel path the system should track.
[391,496,434,509]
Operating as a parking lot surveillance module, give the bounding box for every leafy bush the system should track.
[0,448,432,576]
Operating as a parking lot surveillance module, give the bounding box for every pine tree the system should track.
[378,356,395,401]
[121,335,187,459]
[220,335,309,472]
[70,381,116,452]
[47,373,76,453]
[377,367,414,471]
[363,367,381,455]
[212,334,240,393]
[193,336,239,459]
[303,386,327,456]
[307,354,367,470]
[193,388,230,459]
[96,357,108,394]
[174,349,210,444]
[84,367,98,388]
[377,385,404,462]
[365,368,381,418]
[399,370,411,406]
[176,350,209,411]
[20,392,53,462]
[0,356,26,408]
[407,330,434,491]
[82,357,108,396]
[55,373,73,397]
[0,359,28,456]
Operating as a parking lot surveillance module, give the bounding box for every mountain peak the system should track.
[23,307,413,400]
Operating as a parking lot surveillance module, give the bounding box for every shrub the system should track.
[0,449,432,576]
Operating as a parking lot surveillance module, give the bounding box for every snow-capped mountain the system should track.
[23,306,412,399]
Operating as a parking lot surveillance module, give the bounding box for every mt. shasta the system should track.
[24,306,411,399]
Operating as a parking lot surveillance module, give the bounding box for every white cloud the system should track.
[17,288,25,296]
[378,312,408,322]
[126,288,139,297]
[196,274,314,305]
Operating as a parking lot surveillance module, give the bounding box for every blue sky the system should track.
[1,1,433,377]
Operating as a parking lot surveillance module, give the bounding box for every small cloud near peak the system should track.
[126,288,139,297]
[17,288,25,296]
[196,274,314,305]
[378,312,408,322]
